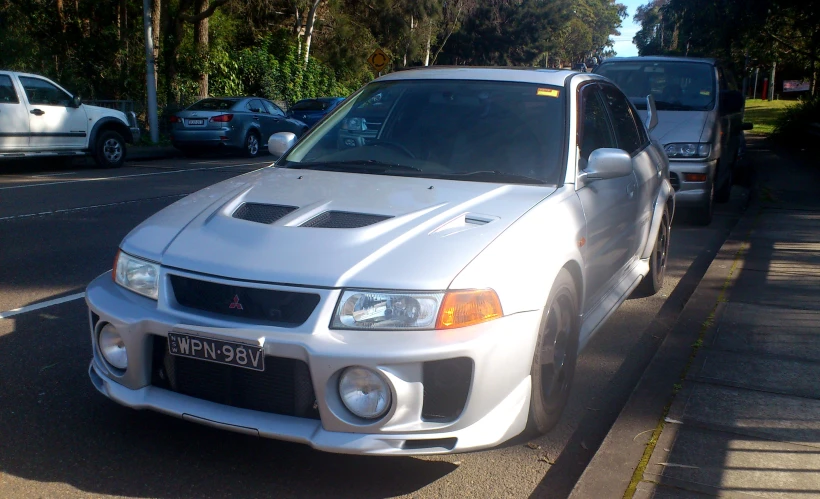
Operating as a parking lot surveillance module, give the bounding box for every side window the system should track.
[18,76,72,106]
[247,99,267,113]
[719,67,738,92]
[264,100,285,117]
[0,75,20,104]
[578,85,616,163]
[600,84,643,154]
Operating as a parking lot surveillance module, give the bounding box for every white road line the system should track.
[0,163,264,191]
[0,193,188,221]
[29,171,78,177]
[0,292,87,319]
[191,159,271,166]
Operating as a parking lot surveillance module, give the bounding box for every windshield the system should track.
[280,80,566,184]
[595,61,716,111]
[188,98,238,111]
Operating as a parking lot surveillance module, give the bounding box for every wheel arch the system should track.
[88,118,133,149]
[641,179,675,260]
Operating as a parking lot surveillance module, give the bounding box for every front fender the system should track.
[641,178,675,260]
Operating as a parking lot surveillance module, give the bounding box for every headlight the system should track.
[99,323,128,370]
[114,250,160,299]
[338,367,391,419]
[341,117,367,131]
[331,289,502,330]
[664,143,711,158]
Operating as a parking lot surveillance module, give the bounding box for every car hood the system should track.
[121,168,556,290]
[637,110,710,145]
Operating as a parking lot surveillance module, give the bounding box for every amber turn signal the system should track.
[436,289,503,330]
[683,173,708,182]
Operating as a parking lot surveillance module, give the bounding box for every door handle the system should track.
[627,183,637,198]
[30,109,45,116]
[252,115,259,120]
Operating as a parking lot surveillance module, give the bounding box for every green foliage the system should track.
[772,97,820,143]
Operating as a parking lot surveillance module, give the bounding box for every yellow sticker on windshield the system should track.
[700,90,711,96]
[537,88,560,98]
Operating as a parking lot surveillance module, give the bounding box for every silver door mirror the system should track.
[583,148,633,181]
[268,132,297,159]
[645,94,658,132]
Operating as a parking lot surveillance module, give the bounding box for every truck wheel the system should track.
[526,269,579,435]
[94,131,126,168]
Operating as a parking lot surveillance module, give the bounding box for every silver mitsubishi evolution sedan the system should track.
[86,67,675,456]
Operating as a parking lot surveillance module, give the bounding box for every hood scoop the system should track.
[300,211,392,229]
[233,203,298,224]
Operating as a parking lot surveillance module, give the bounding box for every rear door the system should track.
[0,73,29,150]
[264,100,299,134]
[18,75,88,148]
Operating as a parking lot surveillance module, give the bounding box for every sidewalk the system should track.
[571,139,820,498]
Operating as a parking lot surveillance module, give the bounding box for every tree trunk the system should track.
[769,60,777,101]
[303,0,322,65]
[424,21,432,66]
[57,0,66,32]
[194,0,209,98]
[152,0,161,97]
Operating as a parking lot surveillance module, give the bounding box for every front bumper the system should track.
[669,159,717,208]
[86,270,540,455]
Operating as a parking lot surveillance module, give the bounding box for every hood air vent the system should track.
[301,211,392,229]
[233,203,298,224]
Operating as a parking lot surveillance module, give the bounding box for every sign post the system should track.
[367,48,390,75]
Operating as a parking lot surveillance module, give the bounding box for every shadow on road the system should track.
[0,301,455,498]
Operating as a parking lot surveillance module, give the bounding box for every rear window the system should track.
[291,99,330,112]
[595,61,716,111]
[188,98,238,111]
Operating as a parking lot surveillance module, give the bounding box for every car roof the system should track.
[598,56,717,66]
[377,67,588,86]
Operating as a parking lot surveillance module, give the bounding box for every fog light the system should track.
[99,324,127,370]
[683,173,708,182]
[338,367,391,419]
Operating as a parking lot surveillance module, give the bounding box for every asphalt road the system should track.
[0,150,752,498]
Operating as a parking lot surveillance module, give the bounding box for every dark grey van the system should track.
[594,56,752,225]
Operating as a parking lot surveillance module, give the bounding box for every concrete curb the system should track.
[568,194,762,498]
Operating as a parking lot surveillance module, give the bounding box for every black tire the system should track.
[243,130,261,158]
[715,162,733,204]
[637,208,670,296]
[93,130,126,168]
[526,268,580,435]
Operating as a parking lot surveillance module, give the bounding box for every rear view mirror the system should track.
[268,132,297,159]
[583,148,633,181]
[645,94,658,132]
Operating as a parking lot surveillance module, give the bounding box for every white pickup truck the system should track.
[0,71,140,168]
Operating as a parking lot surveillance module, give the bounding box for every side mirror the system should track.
[72,95,82,108]
[268,131,297,159]
[719,90,744,115]
[645,94,658,132]
[582,148,633,181]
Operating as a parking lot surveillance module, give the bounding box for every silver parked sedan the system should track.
[170,97,309,157]
[86,68,675,456]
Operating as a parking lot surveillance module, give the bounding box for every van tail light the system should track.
[209,114,234,123]
[169,115,181,123]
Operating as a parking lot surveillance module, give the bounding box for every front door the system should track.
[19,76,88,149]
[575,83,639,315]
[0,74,30,150]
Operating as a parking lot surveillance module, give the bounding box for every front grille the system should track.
[170,275,320,326]
[670,171,680,191]
[301,211,391,228]
[233,203,298,224]
[151,336,320,419]
[421,358,473,422]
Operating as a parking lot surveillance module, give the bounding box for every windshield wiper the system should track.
[441,170,548,184]
[287,160,423,172]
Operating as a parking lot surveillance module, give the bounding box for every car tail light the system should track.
[210,114,234,123]
[169,115,181,123]
[683,173,708,182]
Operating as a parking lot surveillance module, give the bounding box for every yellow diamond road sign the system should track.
[367,48,390,72]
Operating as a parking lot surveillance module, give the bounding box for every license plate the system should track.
[187,119,205,125]
[167,332,265,371]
